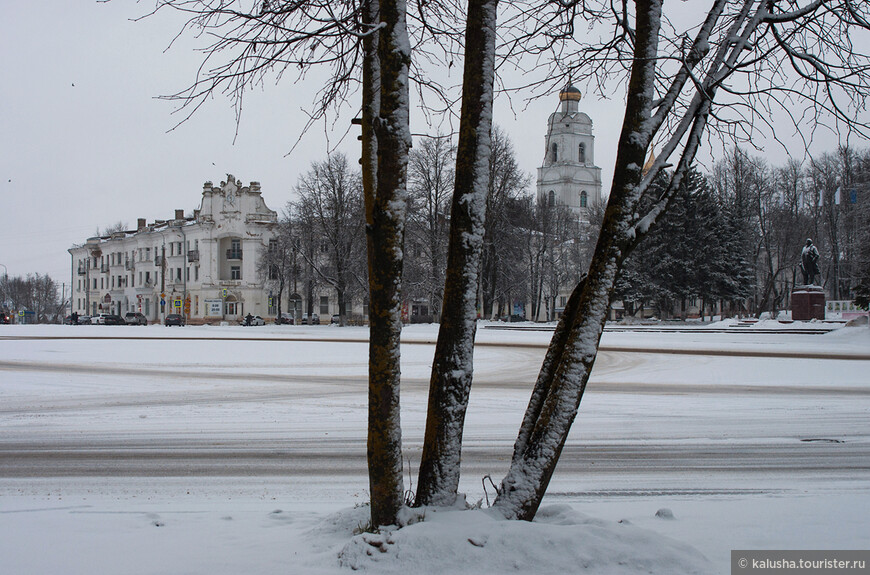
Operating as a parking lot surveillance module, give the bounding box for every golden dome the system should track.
[559,85,582,101]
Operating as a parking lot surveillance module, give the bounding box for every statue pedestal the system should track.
[792,285,826,321]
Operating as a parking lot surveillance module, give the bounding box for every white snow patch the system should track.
[336,505,710,574]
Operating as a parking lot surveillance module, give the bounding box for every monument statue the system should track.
[800,238,821,285]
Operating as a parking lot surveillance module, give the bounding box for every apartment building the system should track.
[68,175,280,323]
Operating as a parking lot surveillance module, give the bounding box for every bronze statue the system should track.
[800,238,821,285]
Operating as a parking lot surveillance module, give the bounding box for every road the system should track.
[2,330,868,503]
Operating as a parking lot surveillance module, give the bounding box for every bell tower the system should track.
[536,85,603,220]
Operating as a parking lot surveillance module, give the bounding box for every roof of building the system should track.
[559,84,582,101]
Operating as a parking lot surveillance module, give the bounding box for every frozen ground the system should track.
[1,321,868,573]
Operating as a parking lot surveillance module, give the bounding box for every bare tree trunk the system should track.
[494,0,667,520]
[366,0,410,528]
[415,0,498,507]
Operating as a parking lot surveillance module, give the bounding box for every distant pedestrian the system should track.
[245,313,253,326]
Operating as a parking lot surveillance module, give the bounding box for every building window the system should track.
[551,143,558,162]
[269,264,279,281]
[268,239,278,254]
[578,143,586,163]
[226,301,238,315]
[145,271,151,285]
[231,266,241,280]
[580,191,588,208]
[548,190,555,207]
[176,267,182,281]
[320,296,330,316]
[226,239,243,260]
[195,266,199,281]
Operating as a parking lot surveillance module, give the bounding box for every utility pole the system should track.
[161,244,167,319]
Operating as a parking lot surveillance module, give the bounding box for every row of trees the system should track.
[0,273,64,322]
[613,146,870,321]
[716,146,870,316]
[267,141,870,327]
[259,128,592,325]
[156,0,870,529]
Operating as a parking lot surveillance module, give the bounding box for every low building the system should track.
[69,175,281,324]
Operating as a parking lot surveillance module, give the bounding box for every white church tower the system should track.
[536,85,603,219]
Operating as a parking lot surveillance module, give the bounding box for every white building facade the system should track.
[69,175,281,324]
[536,85,603,219]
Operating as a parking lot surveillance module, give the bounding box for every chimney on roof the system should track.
[175,209,184,220]
[138,218,146,231]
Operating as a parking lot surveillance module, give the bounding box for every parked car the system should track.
[276,312,295,325]
[164,314,185,326]
[243,314,265,326]
[0,309,12,324]
[77,315,92,325]
[125,312,147,326]
[101,314,126,325]
[330,314,341,324]
[301,313,320,325]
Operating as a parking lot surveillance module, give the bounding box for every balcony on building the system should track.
[219,238,243,281]
[77,265,87,276]
[187,250,200,262]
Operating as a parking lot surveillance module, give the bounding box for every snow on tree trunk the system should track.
[367,0,411,528]
[493,0,663,521]
[415,0,498,507]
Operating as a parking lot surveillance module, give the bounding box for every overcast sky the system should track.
[0,2,853,289]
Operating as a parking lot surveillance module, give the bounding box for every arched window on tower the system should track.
[548,190,555,207]
[580,191,588,208]
[578,143,586,164]
[551,143,558,162]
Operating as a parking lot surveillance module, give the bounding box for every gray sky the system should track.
[2,2,628,289]
[0,2,850,290]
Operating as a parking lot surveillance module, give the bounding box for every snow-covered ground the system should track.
[1,321,868,574]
